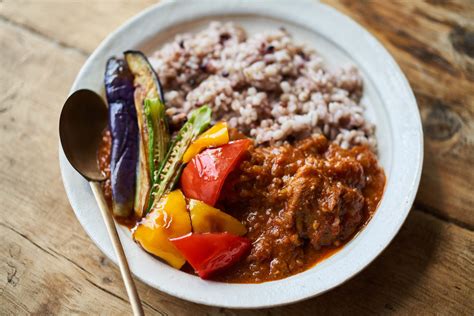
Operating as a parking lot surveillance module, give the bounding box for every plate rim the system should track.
[59,0,423,308]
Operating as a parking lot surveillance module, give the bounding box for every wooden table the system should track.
[1,1,473,314]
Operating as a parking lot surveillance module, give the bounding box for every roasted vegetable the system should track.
[104,57,138,217]
[189,199,246,236]
[124,51,167,218]
[132,190,191,269]
[183,122,229,163]
[148,106,211,213]
[181,139,252,206]
[124,50,165,101]
[144,98,169,189]
[170,232,251,279]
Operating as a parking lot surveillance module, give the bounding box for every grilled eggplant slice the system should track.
[124,50,165,102]
[124,51,168,218]
[104,57,138,217]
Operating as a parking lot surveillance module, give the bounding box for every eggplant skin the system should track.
[105,57,138,217]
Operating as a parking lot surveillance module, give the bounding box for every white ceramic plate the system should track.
[59,0,423,308]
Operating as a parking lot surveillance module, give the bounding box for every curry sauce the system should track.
[216,135,385,283]
[98,132,385,283]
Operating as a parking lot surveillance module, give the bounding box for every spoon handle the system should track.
[90,182,144,316]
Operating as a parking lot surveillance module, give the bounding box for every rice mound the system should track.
[150,22,376,149]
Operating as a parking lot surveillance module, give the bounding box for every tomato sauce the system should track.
[97,129,139,229]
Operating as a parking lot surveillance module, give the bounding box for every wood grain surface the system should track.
[0,0,473,315]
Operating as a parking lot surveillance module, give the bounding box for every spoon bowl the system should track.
[59,89,107,182]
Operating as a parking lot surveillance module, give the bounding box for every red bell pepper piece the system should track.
[180,139,251,206]
[170,232,251,279]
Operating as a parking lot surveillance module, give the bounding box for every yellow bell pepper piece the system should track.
[189,199,247,236]
[133,190,191,269]
[183,122,229,163]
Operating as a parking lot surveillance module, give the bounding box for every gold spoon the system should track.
[59,89,144,316]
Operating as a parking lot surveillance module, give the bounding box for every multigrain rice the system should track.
[150,22,376,149]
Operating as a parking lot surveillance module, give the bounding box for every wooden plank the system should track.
[2,0,473,227]
[0,0,155,55]
[0,1,472,315]
[0,19,472,315]
[321,0,474,228]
